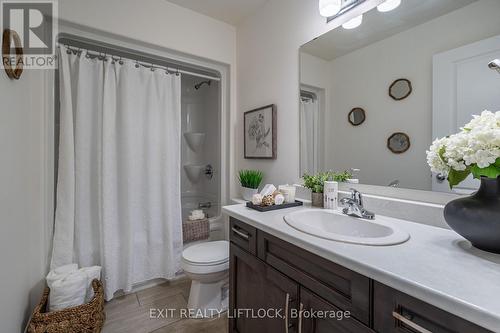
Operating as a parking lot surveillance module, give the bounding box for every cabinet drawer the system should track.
[230,218,257,255]
[373,282,492,333]
[300,287,375,333]
[257,231,371,326]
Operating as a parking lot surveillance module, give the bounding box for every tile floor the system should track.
[103,279,228,333]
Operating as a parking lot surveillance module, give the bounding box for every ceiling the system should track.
[166,0,269,25]
[302,0,477,60]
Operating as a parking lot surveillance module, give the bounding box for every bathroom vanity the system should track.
[223,204,500,333]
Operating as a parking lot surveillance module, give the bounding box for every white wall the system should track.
[0,71,48,332]
[323,0,500,190]
[0,1,237,331]
[236,0,384,193]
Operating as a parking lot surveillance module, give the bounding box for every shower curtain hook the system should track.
[175,68,180,76]
[150,63,155,72]
[135,60,140,68]
[119,56,124,65]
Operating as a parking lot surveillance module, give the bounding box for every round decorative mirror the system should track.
[387,132,410,154]
[348,107,366,126]
[2,29,23,80]
[389,78,412,100]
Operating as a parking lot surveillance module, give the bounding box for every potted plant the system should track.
[303,171,352,207]
[239,169,264,201]
[427,110,500,253]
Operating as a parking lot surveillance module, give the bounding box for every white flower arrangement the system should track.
[426,110,500,188]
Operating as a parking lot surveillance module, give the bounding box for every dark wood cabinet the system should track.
[230,243,299,333]
[373,282,492,333]
[258,230,371,325]
[229,218,492,333]
[299,288,375,333]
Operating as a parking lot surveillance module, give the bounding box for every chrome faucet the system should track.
[340,189,375,220]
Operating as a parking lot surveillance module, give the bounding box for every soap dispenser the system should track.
[323,180,338,210]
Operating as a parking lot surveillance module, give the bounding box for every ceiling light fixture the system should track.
[319,0,342,17]
[377,0,401,12]
[342,14,363,29]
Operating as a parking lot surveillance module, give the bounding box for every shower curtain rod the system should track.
[57,35,221,82]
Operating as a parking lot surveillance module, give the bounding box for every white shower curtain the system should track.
[52,47,183,300]
[300,99,318,175]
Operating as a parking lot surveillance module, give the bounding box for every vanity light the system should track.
[342,14,363,29]
[377,0,401,12]
[319,0,342,17]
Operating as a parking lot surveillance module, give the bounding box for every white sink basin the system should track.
[284,209,410,246]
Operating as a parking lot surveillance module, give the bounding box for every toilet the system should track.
[181,240,229,317]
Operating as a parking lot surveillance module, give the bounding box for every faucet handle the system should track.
[349,188,363,206]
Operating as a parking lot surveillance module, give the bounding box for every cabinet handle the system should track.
[392,311,433,333]
[231,227,250,240]
[284,293,290,333]
[298,303,304,333]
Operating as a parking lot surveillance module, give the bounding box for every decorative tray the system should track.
[246,200,303,212]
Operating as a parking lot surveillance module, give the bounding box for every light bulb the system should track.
[319,0,342,17]
[377,0,401,12]
[342,14,363,29]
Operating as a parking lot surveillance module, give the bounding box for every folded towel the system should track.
[48,270,87,311]
[46,264,78,285]
[183,218,209,243]
[80,266,102,302]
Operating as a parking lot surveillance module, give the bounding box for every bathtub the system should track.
[181,192,224,235]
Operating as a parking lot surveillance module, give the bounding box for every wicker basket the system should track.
[27,279,105,333]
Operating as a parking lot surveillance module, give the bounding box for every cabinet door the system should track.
[374,282,493,333]
[299,288,375,333]
[230,243,299,333]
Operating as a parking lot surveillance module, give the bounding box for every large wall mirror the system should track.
[299,0,500,194]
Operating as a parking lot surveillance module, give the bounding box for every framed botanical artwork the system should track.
[244,104,277,159]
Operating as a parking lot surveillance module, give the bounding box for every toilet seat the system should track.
[181,240,229,274]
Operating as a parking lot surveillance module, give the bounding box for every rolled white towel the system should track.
[46,264,78,285]
[79,266,102,302]
[48,270,87,311]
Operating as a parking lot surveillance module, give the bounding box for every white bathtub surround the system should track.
[223,204,500,332]
[52,47,183,300]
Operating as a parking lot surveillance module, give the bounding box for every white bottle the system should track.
[323,181,338,210]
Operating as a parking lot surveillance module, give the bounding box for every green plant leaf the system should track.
[238,169,263,189]
[447,168,471,189]
[471,160,500,180]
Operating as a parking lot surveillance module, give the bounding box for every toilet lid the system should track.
[182,240,229,265]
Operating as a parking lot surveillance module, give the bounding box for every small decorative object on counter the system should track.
[274,193,285,205]
[239,169,264,201]
[262,195,275,206]
[427,110,500,254]
[260,183,277,197]
[278,185,296,203]
[324,181,338,210]
[303,171,352,208]
[252,193,263,205]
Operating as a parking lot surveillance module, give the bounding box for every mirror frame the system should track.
[389,78,412,101]
[348,107,366,126]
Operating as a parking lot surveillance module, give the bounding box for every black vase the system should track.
[444,176,500,254]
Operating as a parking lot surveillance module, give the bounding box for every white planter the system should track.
[241,187,258,201]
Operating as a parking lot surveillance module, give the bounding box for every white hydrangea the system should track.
[426,110,500,175]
